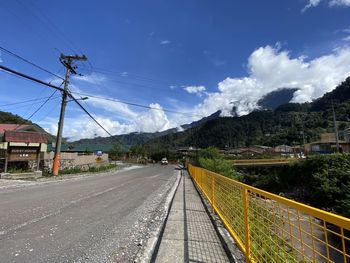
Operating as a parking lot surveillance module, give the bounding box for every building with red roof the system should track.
[0,124,48,173]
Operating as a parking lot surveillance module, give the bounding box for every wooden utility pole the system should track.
[331,100,340,153]
[52,54,87,176]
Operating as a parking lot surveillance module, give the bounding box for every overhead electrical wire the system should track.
[67,94,115,137]
[79,66,180,92]
[14,90,58,130]
[0,2,63,60]
[0,65,65,92]
[1,64,117,138]
[0,97,61,111]
[1,64,200,139]
[0,46,64,80]
[16,0,84,56]
[0,96,61,107]
[86,67,175,86]
[70,91,202,117]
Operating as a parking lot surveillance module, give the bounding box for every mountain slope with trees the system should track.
[0,111,55,141]
[144,77,350,150]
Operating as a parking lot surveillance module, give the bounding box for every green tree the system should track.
[196,147,238,179]
[110,143,124,159]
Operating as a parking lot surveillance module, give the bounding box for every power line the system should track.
[0,46,64,80]
[0,65,65,92]
[67,94,115,137]
[0,96,61,107]
[0,64,199,144]
[1,63,114,137]
[16,0,84,55]
[0,2,63,60]
[0,96,61,111]
[14,90,58,130]
[82,66,177,87]
[71,91,202,117]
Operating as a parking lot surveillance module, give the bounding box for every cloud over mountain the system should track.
[193,45,350,117]
[40,44,350,140]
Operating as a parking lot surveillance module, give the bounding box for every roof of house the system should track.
[4,130,47,143]
[308,140,348,145]
[0,124,30,134]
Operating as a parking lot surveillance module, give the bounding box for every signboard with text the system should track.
[8,147,39,161]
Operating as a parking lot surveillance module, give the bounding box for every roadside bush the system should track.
[298,154,350,217]
[195,147,238,179]
[58,164,117,175]
[237,154,350,217]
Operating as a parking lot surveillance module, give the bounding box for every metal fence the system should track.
[187,163,350,263]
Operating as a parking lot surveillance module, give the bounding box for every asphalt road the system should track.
[0,164,177,263]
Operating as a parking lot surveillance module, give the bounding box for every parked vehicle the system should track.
[161,157,168,165]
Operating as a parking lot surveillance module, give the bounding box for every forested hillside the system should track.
[0,111,32,124]
[144,77,350,150]
[0,111,55,141]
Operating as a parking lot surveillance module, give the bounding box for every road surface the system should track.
[0,164,177,263]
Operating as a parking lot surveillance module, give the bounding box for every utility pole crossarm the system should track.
[59,54,87,75]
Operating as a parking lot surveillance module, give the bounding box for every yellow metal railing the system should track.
[188,163,350,263]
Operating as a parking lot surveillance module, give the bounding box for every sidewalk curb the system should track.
[134,168,182,263]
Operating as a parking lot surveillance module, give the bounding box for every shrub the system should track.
[195,147,238,179]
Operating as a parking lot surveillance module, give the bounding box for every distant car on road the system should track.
[161,157,168,165]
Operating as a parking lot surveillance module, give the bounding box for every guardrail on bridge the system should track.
[187,163,350,263]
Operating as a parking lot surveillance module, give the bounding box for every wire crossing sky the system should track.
[1,0,350,140]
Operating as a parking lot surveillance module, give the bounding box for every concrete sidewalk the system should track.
[153,171,233,263]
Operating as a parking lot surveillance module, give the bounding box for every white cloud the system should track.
[87,96,138,120]
[329,0,350,6]
[302,0,322,11]
[42,116,134,141]
[183,85,206,96]
[192,45,350,117]
[40,44,350,140]
[343,35,350,41]
[40,103,172,141]
[133,103,171,132]
[160,40,171,45]
[303,0,350,10]
[73,73,107,85]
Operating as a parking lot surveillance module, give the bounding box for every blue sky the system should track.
[1,0,350,140]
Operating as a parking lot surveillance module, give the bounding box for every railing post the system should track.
[211,173,215,213]
[242,188,251,263]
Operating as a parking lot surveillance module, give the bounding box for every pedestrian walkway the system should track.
[154,171,232,263]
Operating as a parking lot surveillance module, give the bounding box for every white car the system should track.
[161,158,168,165]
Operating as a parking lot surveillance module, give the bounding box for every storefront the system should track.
[1,130,47,173]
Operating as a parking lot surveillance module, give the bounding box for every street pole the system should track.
[52,54,87,176]
[331,100,340,153]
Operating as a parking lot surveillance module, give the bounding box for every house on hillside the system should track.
[0,124,48,173]
[344,128,350,143]
[223,145,272,156]
[274,145,293,154]
[305,133,350,154]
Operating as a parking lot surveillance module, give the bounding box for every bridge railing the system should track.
[187,163,350,263]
